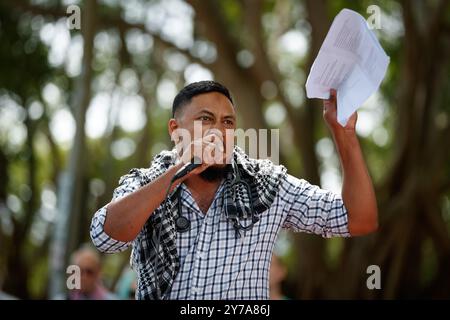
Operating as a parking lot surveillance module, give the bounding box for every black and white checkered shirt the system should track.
[90,172,350,299]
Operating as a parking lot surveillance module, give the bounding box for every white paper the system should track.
[305,8,390,126]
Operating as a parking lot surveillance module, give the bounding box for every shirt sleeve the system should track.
[90,170,143,253]
[280,174,351,238]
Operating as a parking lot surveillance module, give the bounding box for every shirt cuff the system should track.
[90,205,132,253]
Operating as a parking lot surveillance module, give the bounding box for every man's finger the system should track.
[324,88,337,111]
[204,133,224,152]
[204,128,223,137]
[330,88,337,98]
[205,128,223,140]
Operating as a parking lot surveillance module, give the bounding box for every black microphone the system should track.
[172,156,202,181]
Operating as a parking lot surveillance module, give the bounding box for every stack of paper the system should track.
[305,8,390,126]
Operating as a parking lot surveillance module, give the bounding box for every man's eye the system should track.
[200,116,212,121]
[224,120,234,126]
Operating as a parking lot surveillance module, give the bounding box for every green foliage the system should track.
[0,5,52,99]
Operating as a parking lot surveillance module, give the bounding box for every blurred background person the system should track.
[269,253,290,300]
[115,267,137,300]
[66,245,117,300]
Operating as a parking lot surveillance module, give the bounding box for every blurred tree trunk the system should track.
[2,104,41,299]
[49,0,97,298]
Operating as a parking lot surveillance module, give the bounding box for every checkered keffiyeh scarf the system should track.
[126,146,287,299]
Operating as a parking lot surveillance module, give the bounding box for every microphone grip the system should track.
[172,157,202,181]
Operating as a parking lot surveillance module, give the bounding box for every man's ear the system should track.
[168,118,179,142]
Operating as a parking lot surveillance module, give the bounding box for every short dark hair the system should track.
[172,80,234,117]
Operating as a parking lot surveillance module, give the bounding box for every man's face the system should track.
[169,91,237,168]
[73,252,101,295]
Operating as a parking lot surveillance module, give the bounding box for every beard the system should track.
[199,164,230,182]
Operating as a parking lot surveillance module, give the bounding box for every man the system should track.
[90,81,378,300]
[67,245,117,300]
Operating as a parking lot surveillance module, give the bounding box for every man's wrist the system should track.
[331,126,357,141]
[331,128,359,160]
